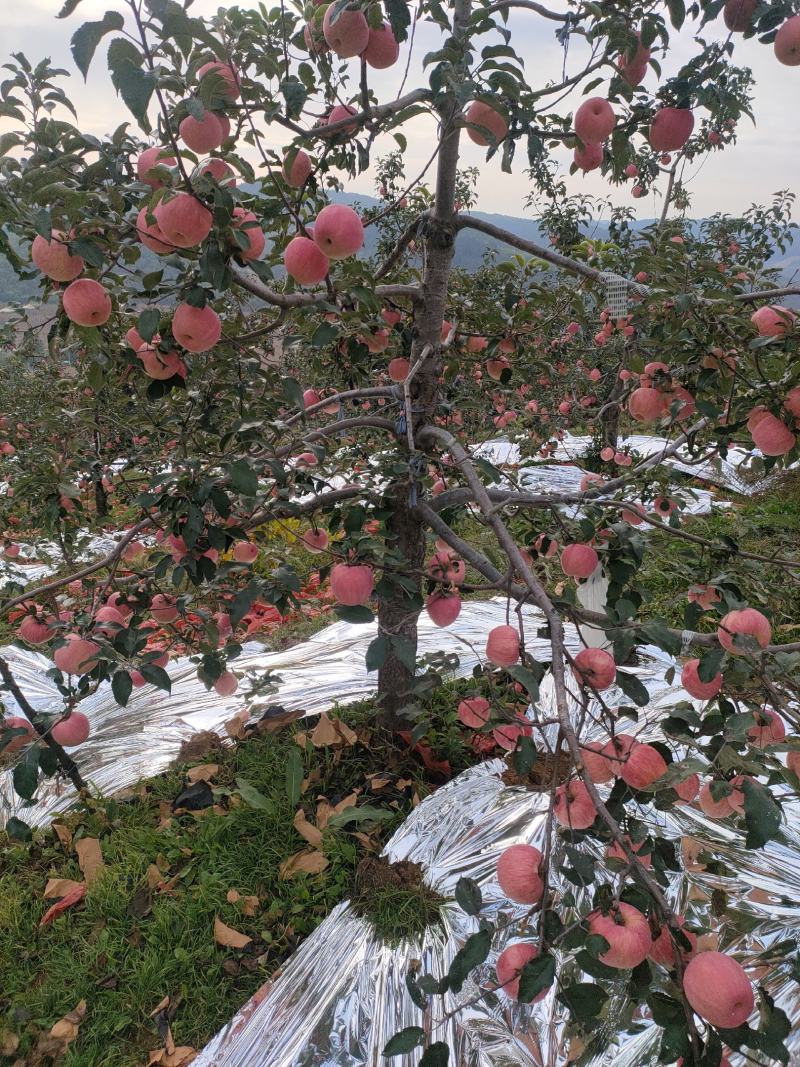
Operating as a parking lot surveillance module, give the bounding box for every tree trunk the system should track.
[376,0,472,726]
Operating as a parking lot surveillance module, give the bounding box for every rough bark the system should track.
[376,0,472,725]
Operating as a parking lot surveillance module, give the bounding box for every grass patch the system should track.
[352,857,447,947]
[0,678,489,1067]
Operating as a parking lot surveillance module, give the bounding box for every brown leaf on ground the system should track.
[366,773,392,791]
[29,1001,87,1062]
[309,713,357,748]
[332,791,359,814]
[44,878,84,900]
[186,764,219,783]
[315,798,333,831]
[147,1047,197,1066]
[254,707,304,735]
[148,996,170,1019]
[39,883,87,926]
[0,1029,19,1056]
[213,916,252,949]
[224,711,249,740]
[75,837,104,885]
[226,889,260,916]
[293,808,323,849]
[52,823,73,849]
[279,849,329,880]
[147,864,163,890]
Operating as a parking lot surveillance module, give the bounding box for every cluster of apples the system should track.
[31,230,112,328]
[304,4,399,68]
[283,203,365,286]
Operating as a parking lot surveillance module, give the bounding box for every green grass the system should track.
[0,680,483,1067]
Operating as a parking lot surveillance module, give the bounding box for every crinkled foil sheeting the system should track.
[0,599,549,827]
[0,531,124,588]
[185,652,799,1065]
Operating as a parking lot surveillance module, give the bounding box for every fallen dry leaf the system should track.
[213,916,252,949]
[148,995,170,1018]
[224,711,249,740]
[293,807,323,849]
[75,837,104,885]
[52,823,73,849]
[332,791,359,814]
[147,864,164,890]
[226,889,260,916]
[39,883,87,926]
[186,764,219,783]
[0,1029,19,1056]
[315,798,333,831]
[366,773,392,791]
[44,878,84,900]
[147,1047,197,1066]
[279,849,329,880]
[30,1000,87,1061]
[309,712,357,748]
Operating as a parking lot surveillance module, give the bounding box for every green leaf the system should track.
[137,307,161,344]
[235,777,274,812]
[445,928,491,993]
[285,747,303,807]
[454,876,482,916]
[281,77,307,119]
[698,647,724,683]
[365,635,389,672]
[742,779,781,849]
[311,322,339,347]
[335,604,375,624]
[227,460,257,497]
[517,953,556,1003]
[282,377,305,411]
[327,804,394,828]
[666,0,685,29]
[230,583,260,628]
[641,756,706,792]
[111,670,133,707]
[108,44,156,129]
[557,981,608,1020]
[58,0,86,15]
[139,663,172,693]
[507,664,543,701]
[385,0,411,41]
[640,619,680,655]
[615,670,650,707]
[5,816,32,841]
[13,748,39,801]
[383,1027,424,1057]
[511,735,537,775]
[71,12,124,79]
[419,1045,449,1067]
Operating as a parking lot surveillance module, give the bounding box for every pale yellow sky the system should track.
[1,1,797,222]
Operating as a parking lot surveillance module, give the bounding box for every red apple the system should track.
[179,112,226,153]
[497,843,543,905]
[197,60,240,101]
[465,100,508,146]
[486,624,520,666]
[330,563,374,605]
[649,915,697,968]
[284,235,330,285]
[588,902,651,969]
[425,591,462,627]
[717,607,771,655]
[313,204,363,259]
[54,635,100,675]
[62,279,112,327]
[156,193,213,248]
[560,543,599,578]
[683,951,754,1028]
[621,743,667,789]
[32,230,84,282]
[364,22,399,68]
[747,707,785,748]
[574,97,615,143]
[572,648,616,691]
[496,942,549,1000]
[457,696,491,728]
[681,658,722,700]
[137,145,177,188]
[774,15,800,65]
[553,779,596,829]
[649,107,694,152]
[51,711,91,746]
[172,302,222,352]
[322,6,369,57]
[574,142,603,172]
[283,149,312,187]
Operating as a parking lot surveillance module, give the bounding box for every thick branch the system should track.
[231,264,420,310]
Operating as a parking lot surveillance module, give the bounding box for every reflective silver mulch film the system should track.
[191,646,800,1067]
[0,599,543,827]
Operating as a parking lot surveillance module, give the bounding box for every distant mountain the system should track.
[1,195,796,306]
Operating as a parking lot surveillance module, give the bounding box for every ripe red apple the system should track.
[425,591,462,627]
[553,779,597,829]
[751,304,795,336]
[18,614,53,645]
[313,204,363,259]
[465,100,508,146]
[497,843,543,904]
[364,22,399,68]
[330,562,374,605]
[724,0,756,30]
[457,696,490,728]
[232,207,265,262]
[496,942,548,1000]
[774,15,800,65]
[301,528,329,553]
[747,707,785,748]
[322,6,370,57]
[621,742,667,789]
[32,230,84,282]
[618,31,650,85]
[151,593,179,623]
[233,541,259,564]
[579,741,615,783]
[213,670,238,696]
[750,412,796,456]
[179,112,226,153]
[589,902,650,969]
[717,607,771,655]
[485,624,520,666]
[784,387,800,417]
[572,648,616,691]
[284,235,330,285]
[172,302,222,352]
[156,194,213,248]
[2,716,35,753]
[649,107,694,152]
[574,97,616,143]
[62,279,112,327]
[649,915,697,968]
[196,158,236,186]
[197,60,240,100]
[683,951,754,1028]
[674,773,700,802]
[136,207,174,254]
[139,347,186,381]
[681,657,722,700]
[51,711,91,746]
[560,543,598,578]
[427,551,465,585]
[573,142,603,172]
[327,103,358,134]
[787,751,800,779]
[606,834,652,868]
[93,605,126,636]
[387,357,410,382]
[600,733,638,777]
[628,386,666,422]
[283,149,312,187]
[698,779,744,818]
[137,145,177,188]
[54,635,101,675]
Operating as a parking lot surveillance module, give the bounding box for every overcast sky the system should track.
[2,1,797,223]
